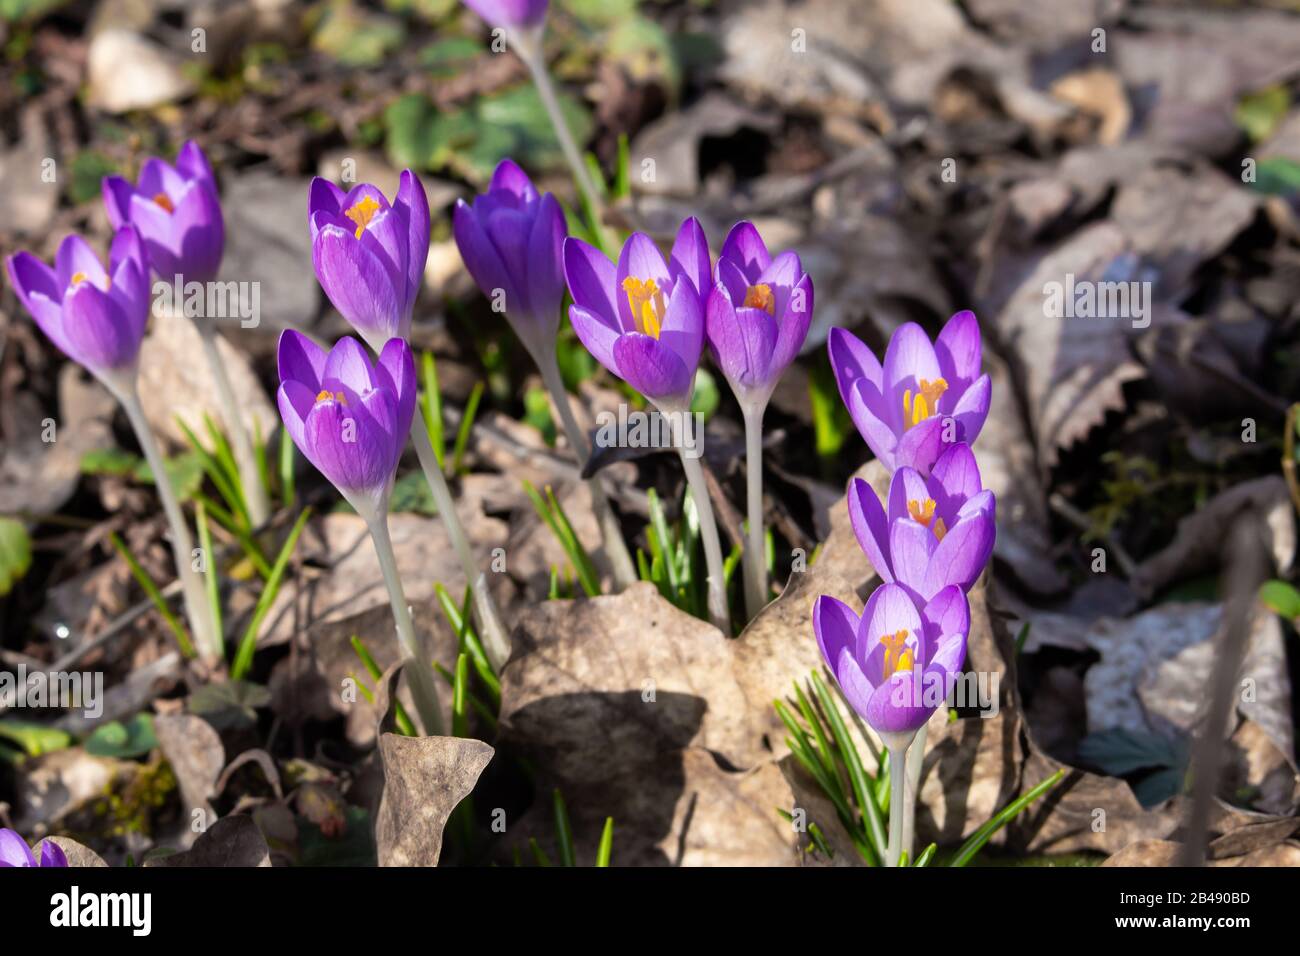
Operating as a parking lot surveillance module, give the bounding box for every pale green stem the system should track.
[886,742,908,867]
[408,414,511,671]
[536,349,637,588]
[669,410,729,634]
[740,401,768,621]
[902,723,928,860]
[360,501,444,736]
[512,29,609,249]
[195,320,271,528]
[118,386,220,661]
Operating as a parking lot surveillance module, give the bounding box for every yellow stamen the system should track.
[153,192,174,213]
[880,629,914,680]
[907,498,936,526]
[622,276,666,339]
[742,283,775,315]
[315,389,347,406]
[70,271,109,291]
[902,377,948,429]
[345,195,382,240]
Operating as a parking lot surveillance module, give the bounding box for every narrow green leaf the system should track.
[811,670,886,859]
[450,381,484,475]
[452,653,470,738]
[108,532,195,658]
[421,350,446,470]
[195,500,224,659]
[914,843,937,867]
[278,426,296,509]
[949,768,1067,867]
[231,507,312,680]
[553,788,576,867]
[596,816,615,867]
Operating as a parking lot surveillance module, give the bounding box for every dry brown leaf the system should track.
[154,714,224,832]
[34,835,108,867]
[145,814,271,867]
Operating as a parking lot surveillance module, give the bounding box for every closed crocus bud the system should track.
[276,331,417,515]
[462,0,548,31]
[102,140,224,284]
[564,218,710,404]
[308,171,431,347]
[706,221,813,405]
[0,828,67,867]
[848,442,995,597]
[829,311,991,476]
[452,159,566,361]
[5,227,150,390]
[815,583,970,738]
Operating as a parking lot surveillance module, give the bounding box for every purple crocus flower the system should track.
[848,442,995,601]
[705,221,813,404]
[462,0,548,30]
[276,331,417,513]
[563,219,710,404]
[0,829,68,867]
[829,310,990,476]
[5,227,150,387]
[815,583,969,738]
[452,159,566,360]
[307,171,431,347]
[103,140,224,284]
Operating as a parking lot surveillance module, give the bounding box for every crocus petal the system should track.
[312,223,404,342]
[302,395,392,504]
[126,192,183,279]
[39,840,68,868]
[277,329,328,391]
[137,157,187,205]
[452,199,523,312]
[935,309,981,396]
[0,829,34,867]
[611,333,692,400]
[656,275,704,377]
[705,285,774,394]
[888,519,937,603]
[769,272,812,377]
[887,467,932,527]
[836,652,880,721]
[717,220,771,285]
[323,335,379,394]
[396,169,430,312]
[6,253,68,354]
[277,380,317,454]
[846,380,898,472]
[462,0,549,30]
[168,181,224,282]
[308,177,347,232]
[847,477,893,583]
[568,304,622,377]
[175,140,217,195]
[893,415,947,476]
[861,581,923,664]
[921,513,994,598]
[921,585,969,663]
[56,234,108,289]
[924,633,968,685]
[814,594,860,677]
[563,237,619,326]
[615,232,671,331]
[950,373,991,445]
[489,158,540,204]
[61,281,138,372]
[376,336,417,440]
[757,250,802,316]
[102,176,135,230]
[866,674,932,736]
[523,191,566,335]
[827,326,883,414]
[928,441,982,506]
[669,216,711,297]
[883,323,942,423]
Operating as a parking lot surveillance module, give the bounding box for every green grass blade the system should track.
[252,416,270,516]
[450,381,484,476]
[553,788,576,867]
[949,768,1067,867]
[596,816,614,867]
[108,533,194,658]
[231,507,311,680]
[528,837,552,867]
[914,843,937,867]
[451,653,470,738]
[176,417,250,529]
[811,670,886,859]
[278,427,296,509]
[195,500,224,660]
[420,350,445,470]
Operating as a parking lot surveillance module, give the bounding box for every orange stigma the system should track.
[344,195,382,239]
[902,378,948,430]
[153,192,175,213]
[622,276,666,339]
[315,389,347,406]
[742,283,775,315]
[879,629,915,679]
[907,498,947,540]
[70,271,109,291]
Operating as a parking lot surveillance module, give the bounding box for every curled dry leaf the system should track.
[144,814,271,867]
[154,714,225,835]
[34,836,108,867]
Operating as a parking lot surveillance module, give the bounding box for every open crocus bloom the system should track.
[5,227,150,387]
[705,221,813,404]
[829,310,990,475]
[452,158,566,360]
[563,219,710,404]
[815,583,969,737]
[848,442,995,596]
[462,0,548,31]
[276,331,416,514]
[308,170,431,346]
[0,828,67,867]
[103,140,224,283]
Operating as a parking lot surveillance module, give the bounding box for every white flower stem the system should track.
[673,424,730,635]
[408,414,511,671]
[118,386,220,662]
[513,30,609,249]
[195,321,271,528]
[536,349,637,588]
[740,401,768,621]
[360,501,445,736]
[901,723,928,860]
[885,741,909,867]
